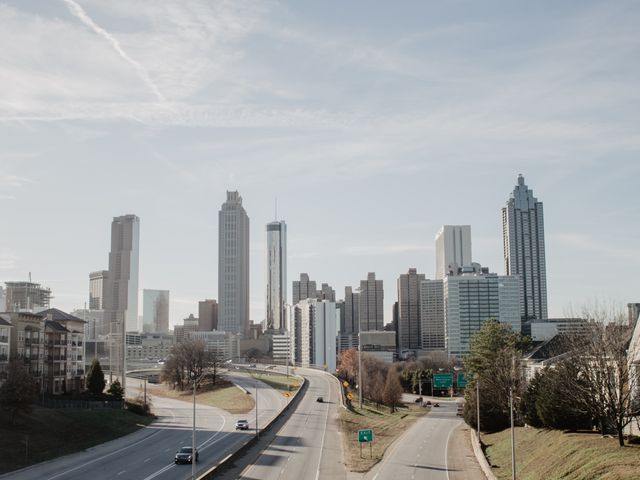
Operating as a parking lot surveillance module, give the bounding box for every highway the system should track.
[364,399,464,480]
[0,372,285,480]
[231,367,347,480]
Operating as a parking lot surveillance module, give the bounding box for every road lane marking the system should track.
[314,373,331,480]
[144,458,151,462]
[117,471,126,476]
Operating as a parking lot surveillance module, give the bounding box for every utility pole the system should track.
[255,381,259,438]
[192,378,197,480]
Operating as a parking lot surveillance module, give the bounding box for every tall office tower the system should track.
[0,286,6,311]
[343,286,360,334]
[265,220,287,332]
[444,269,520,357]
[297,298,337,373]
[142,289,169,333]
[435,225,472,279]
[4,281,52,312]
[397,268,425,351]
[420,279,445,349]
[359,272,384,332]
[292,273,317,305]
[89,270,109,311]
[218,191,250,336]
[502,174,548,321]
[199,299,219,331]
[628,303,640,328]
[104,214,140,392]
[318,283,336,302]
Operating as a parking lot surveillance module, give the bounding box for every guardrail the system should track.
[196,372,307,480]
[470,429,497,480]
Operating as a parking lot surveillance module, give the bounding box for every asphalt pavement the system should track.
[219,367,347,480]
[0,372,285,480]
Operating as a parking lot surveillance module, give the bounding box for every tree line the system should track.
[463,308,640,447]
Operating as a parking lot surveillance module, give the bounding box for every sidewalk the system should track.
[447,422,487,480]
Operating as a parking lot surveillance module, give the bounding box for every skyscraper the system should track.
[104,214,140,393]
[142,289,169,333]
[397,268,425,351]
[435,225,472,279]
[359,272,384,332]
[292,273,317,305]
[444,269,521,357]
[420,279,445,350]
[199,299,219,331]
[266,220,287,332]
[218,191,250,336]
[89,270,109,311]
[502,174,548,321]
[106,215,140,333]
[343,286,360,334]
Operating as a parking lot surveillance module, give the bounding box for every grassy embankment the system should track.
[483,427,640,480]
[248,371,302,394]
[151,379,255,414]
[340,401,427,472]
[0,407,153,474]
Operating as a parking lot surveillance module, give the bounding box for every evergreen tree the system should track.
[86,358,106,396]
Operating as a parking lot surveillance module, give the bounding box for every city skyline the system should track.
[0,1,638,326]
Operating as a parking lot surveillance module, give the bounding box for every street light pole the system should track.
[358,333,363,409]
[476,379,481,442]
[192,378,196,480]
[510,385,516,480]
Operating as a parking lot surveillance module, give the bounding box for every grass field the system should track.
[0,407,153,474]
[483,427,640,480]
[339,402,427,472]
[248,371,302,394]
[151,379,255,414]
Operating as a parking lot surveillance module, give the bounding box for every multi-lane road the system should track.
[0,373,285,480]
[231,367,346,480]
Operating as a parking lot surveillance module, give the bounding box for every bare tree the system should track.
[382,368,403,413]
[161,339,221,391]
[563,306,640,446]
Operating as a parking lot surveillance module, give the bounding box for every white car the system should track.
[235,419,250,430]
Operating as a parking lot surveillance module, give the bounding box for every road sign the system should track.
[358,429,373,443]
[457,372,468,388]
[433,373,453,388]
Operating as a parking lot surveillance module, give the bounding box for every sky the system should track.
[0,0,638,328]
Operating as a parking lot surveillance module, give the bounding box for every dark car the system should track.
[174,446,198,464]
[235,419,250,430]
[433,402,440,407]
[316,396,323,403]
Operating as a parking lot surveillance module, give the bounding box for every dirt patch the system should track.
[150,379,255,414]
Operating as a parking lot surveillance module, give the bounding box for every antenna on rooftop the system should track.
[275,197,278,221]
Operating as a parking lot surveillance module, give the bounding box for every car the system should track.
[425,400,432,406]
[174,446,198,464]
[433,402,440,407]
[235,419,250,430]
[316,396,323,403]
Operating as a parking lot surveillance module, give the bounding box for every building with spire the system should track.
[218,191,250,336]
[502,175,548,322]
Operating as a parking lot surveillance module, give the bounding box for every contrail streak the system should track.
[62,0,165,102]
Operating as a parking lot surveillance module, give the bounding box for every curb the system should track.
[470,429,497,480]
[196,374,307,480]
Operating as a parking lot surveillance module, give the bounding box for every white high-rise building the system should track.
[142,289,170,333]
[359,272,384,332]
[266,220,287,332]
[297,298,337,373]
[218,191,250,336]
[444,269,520,357]
[420,279,445,350]
[435,225,472,279]
[502,174,548,321]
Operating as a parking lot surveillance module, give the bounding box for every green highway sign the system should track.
[358,429,373,443]
[457,372,468,388]
[433,373,453,388]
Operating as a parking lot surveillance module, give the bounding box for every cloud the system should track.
[339,244,431,256]
[62,0,164,102]
[0,173,32,187]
